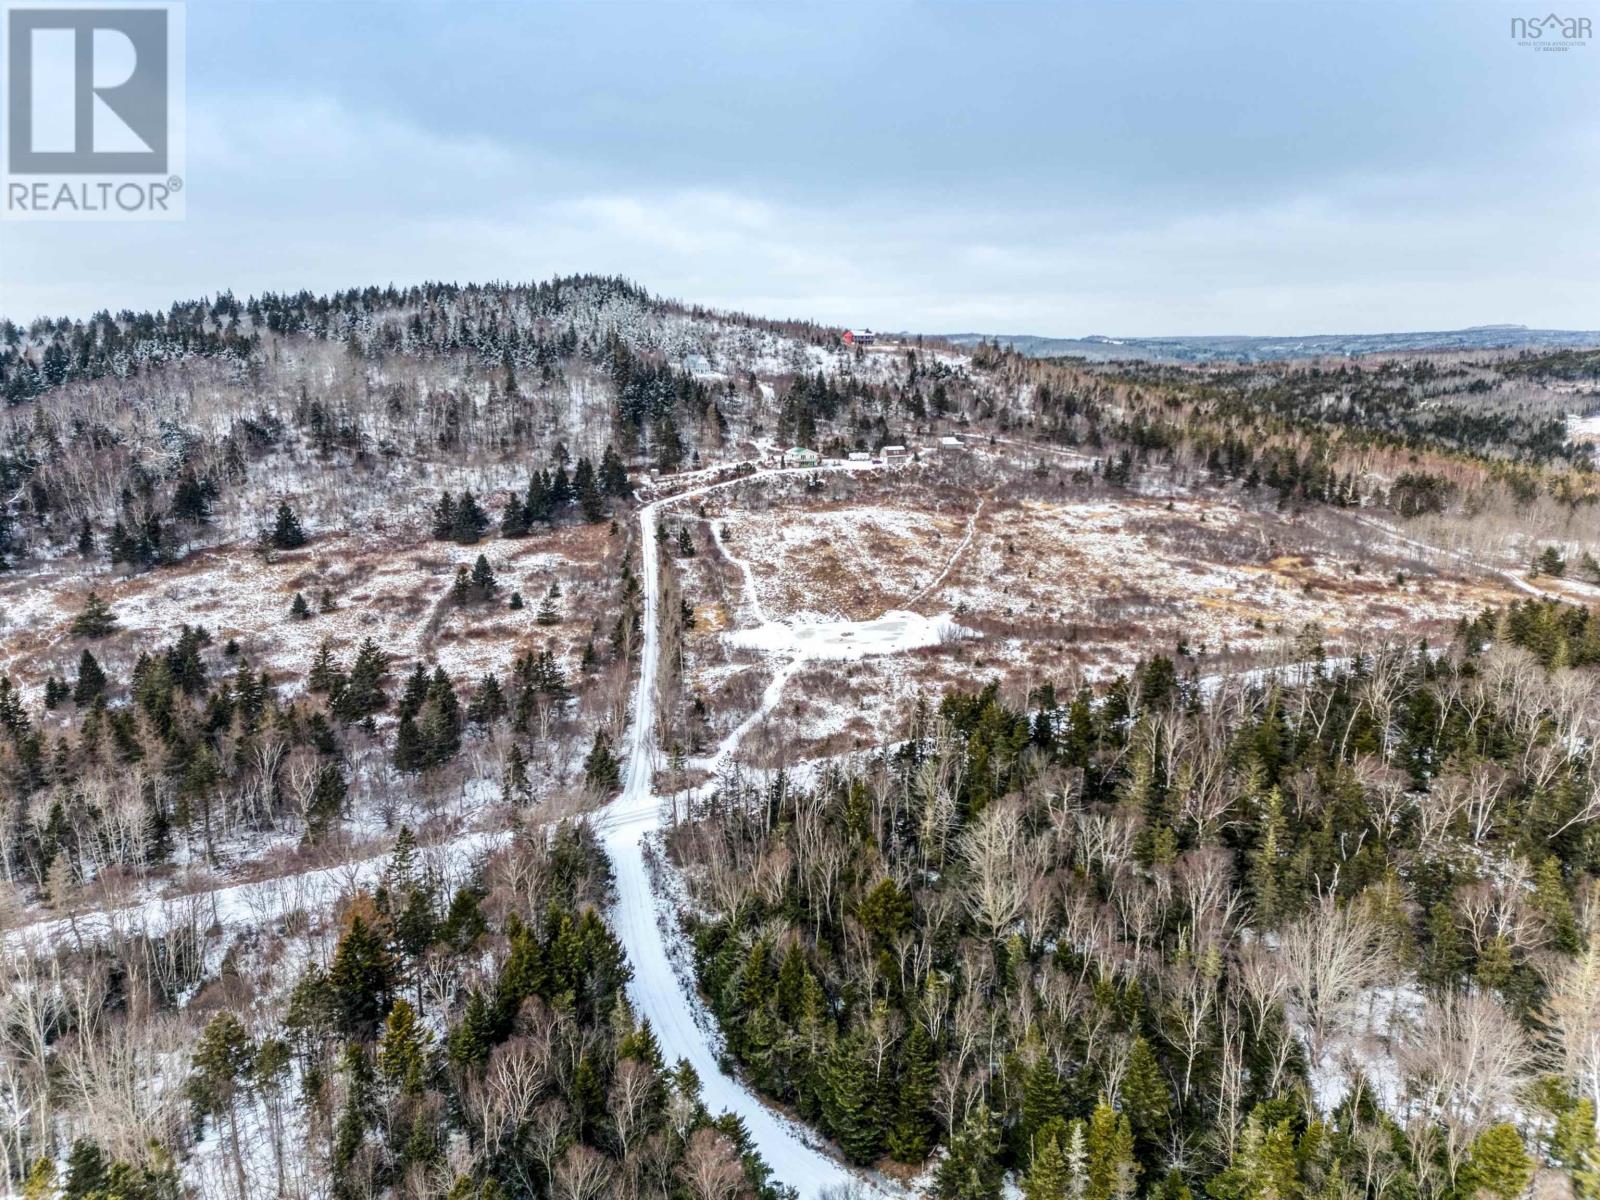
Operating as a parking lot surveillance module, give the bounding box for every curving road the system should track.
[598,466,892,1198]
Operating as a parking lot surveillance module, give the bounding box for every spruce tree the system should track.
[71,590,118,638]
[575,458,605,522]
[523,471,552,526]
[335,638,389,721]
[73,650,106,705]
[600,444,632,497]
[1460,1125,1534,1200]
[1533,857,1581,953]
[1085,1098,1137,1200]
[290,591,311,620]
[584,728,621,792]
[469,553,497,599]
[62,1140,107,1200]
[308,762,347,840]
[1121,1037,1171,1159]
[330,915,393,1039]
[937,1103,1003,1200]
[886,1023,937,1163]
[500,492,529,538]
[535,585,561,625]
[394,714,426,774]
[1022,1054,1067,1156]
[377,998,430,1096]
[431,492,458,540]
[270,501,307,550]
[309,639,340,692]
[1025,1133,1071,1200]
[452,490,489,544]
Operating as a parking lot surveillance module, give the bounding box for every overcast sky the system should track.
[2,0,1598,335]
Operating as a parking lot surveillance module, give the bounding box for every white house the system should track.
[939,436,965,450]
[783,446,821,468]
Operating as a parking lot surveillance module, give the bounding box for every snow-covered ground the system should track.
[597,466,902,1198]
[727,608,966,659]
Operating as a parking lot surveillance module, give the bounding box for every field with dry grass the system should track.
[672,478,1528,767]
[0,520,623,701]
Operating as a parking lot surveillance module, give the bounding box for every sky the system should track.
[1,0,1598,335]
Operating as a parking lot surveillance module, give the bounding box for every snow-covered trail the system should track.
[1348,513,1547,598]
[598,466,894,1198]
[907,498,984,608]
[710,516,771,625]
[3,831,506,952]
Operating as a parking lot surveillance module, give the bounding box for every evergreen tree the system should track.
[269,501,308,550]
[394,713,426,774]
[431,492,458,540]
[1026,1133,1071,1200]
[1533,857,1581,953]
[1459,1124,1534,1200]
[452,490,489,544]
[335,638,389,721]
[1534,546,1567,578]
[522,470,553,526]
[330,915,393,1039]
[1122,1037,1171,1159]
[62,1140,107,1200]
[309,639,340,693]
[886,1022,937,1163]
[1085,1098,1136,1200]
[469,553,497,599]
[73,649,106,705]
[467,673,506,724]
[822,1031,883,1164]
[600,444,632,497]
[584,728,621,792]
[71,590,118,638]
[377,998,430,1096]
[1420,900,1466,991]
[290,591,311,620]
[1022,1053,1067,1156]
[500,491,529,538]
[308,762,347,840]
[187,1013,256,1198]
[937,1103,1003,1200]
[575,457,605,522]
[420,667,462,766]
[536,583,561,625]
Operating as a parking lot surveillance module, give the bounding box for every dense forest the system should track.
[1,276,1596,582]
[671,602,1600,1200]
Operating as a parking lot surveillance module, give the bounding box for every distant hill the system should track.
[940,325,1600,363]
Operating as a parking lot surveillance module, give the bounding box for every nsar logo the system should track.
[1510,12,1591,50]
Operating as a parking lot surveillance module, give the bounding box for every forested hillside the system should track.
[673,605,1600,1200]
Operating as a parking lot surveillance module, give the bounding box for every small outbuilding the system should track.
[939,436,965,450]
